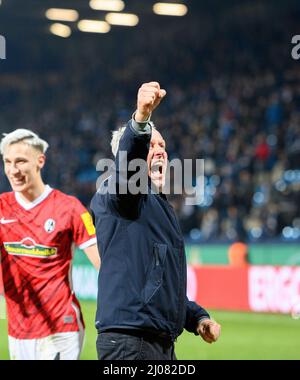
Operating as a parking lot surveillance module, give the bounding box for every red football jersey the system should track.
[0,186,97,339]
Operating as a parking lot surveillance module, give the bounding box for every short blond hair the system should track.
[0,129,49,155]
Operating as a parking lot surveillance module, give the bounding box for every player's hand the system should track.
[135,82,166,122]
[197,319,221,344]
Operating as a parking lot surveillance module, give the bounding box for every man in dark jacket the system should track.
[91,82,221,360]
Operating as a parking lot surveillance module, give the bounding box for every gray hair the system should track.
[0,129,49,155]
[111,126,126,157]
[111,123,156,157]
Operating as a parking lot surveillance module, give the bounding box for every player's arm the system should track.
[83,244,100,271]
[71,197,100,270]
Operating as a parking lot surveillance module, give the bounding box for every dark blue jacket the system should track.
[91,120,210,341]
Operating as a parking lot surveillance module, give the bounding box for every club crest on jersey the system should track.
[44,219,56,233]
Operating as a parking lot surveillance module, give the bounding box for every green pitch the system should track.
[1,301,300,360]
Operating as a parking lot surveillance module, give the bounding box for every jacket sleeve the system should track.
[185,296,210,334]
[112,119,151,218]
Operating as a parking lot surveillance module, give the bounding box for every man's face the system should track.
[3,142,45,193]
[147,129,167,191]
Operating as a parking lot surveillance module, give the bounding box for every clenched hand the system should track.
[135,82,166,122]
[197,319,221,344]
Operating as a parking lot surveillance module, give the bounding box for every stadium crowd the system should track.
[0,4,299,242]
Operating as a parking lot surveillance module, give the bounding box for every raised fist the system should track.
[135,82,166,122]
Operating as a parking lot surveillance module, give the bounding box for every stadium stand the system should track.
[0,1,299,243]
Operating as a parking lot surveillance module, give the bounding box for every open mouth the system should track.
[151,161,164,175]
[11,177,25,186]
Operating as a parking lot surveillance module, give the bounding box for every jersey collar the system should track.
[15,185,53,210]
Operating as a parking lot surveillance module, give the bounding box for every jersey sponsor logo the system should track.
[44,218,56,233]
[4,237,57,258]
[0,217,18,224]
[80,212,96,236]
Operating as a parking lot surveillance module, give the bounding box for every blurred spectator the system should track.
[228,242,249,267]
